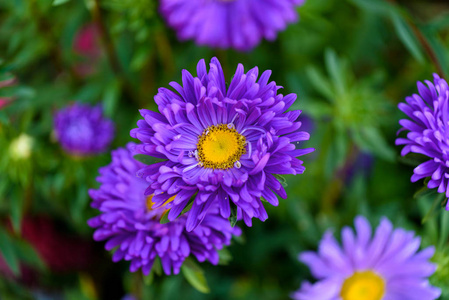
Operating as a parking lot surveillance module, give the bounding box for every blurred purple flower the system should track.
[160,0,305,51]
[292,216,440,300]
[345,152,374,185]
[54,103,114,156]
[131,57,314,231]
[396,74,449,209]
[88,143,240,275]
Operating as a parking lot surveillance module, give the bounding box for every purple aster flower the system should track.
[54,103,114,156]
[396,74,449,209]
[130,57,314,231]
[292,216,441,300]
[160,0,305,51]
[88,143,240,275]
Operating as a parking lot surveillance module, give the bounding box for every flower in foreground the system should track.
[88,143,240,275]
[396,74,449,209]
[54,103,114,156]
[160,0,305,51]
[292,216,440,300]
[131,57,313,231]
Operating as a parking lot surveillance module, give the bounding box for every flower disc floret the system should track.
[131,57,314,231]
[197,124,247,169]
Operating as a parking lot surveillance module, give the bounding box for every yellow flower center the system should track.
[340,271,385,300]
[196,124,246,169]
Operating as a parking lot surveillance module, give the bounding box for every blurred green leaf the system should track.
[52,0,71,6]
[389,12,425,63]
[133,154,166,165]
[440,211,449,249]
[0,228,20,276]
[229,203,238,227]
[181,258,210,294]
[353,127,395,162]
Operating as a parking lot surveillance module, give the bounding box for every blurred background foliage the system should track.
[1,0,449,299]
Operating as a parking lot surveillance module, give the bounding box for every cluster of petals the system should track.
[396,74,449,208]
[54,103,114,156]
[88,143,240,275]
[131,57,313,231]
[160,0,305,51]
[292,215,441,300]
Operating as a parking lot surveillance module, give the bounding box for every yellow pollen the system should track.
[340,271,385,300]
[196,124,246,169]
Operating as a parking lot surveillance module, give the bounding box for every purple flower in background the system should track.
[160,0,305,51]
[396,74,449,209]
[292,216,440,300]
[54,103,114,156]
[88,143,240,275]
[131,57,314,231]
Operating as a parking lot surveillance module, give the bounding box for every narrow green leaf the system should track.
[14,239,46,271]
[143,270,154,286]
[160,198,194,224]
[153,257,162,276]
[181,258,210,294]
[0,229,20,276]
[389,12,425,63]
[439,210,449,249]
[52,0,71,6]
[133,154,166,165]
[353,127,395,162]
[325,49,346,96]
[273,174,288,189]
[229,203,238,227]
[159,210,170,224]
[305,67,334,101]
[217,248,232,265]
[103,80,121,118]
[422,193,445,224]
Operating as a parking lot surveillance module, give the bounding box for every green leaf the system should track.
[217,248,232,265]
[305,66,334,100]
[0,228,20,276]
[143,270,154,286]
[325,49,346,97]
[273,174,288,188]
[153,257,162,276]
[103,80,121,118]
[14,239,46,271]
[52,0,71,6]
[439,210,449,249]
[348,0,393,15]
[389,12,425,63]
[353,127,395,162]
[181,258,210,294]
[229,203,238,227]
[159,210,170,224]
[160,198,194,224]
[133,154,166,165]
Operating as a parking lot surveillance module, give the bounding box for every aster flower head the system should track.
[160,0,305,52]
[88,143,240,275]
[292,215,441,300]
[131,57,314,231]
[396,74,449,208]
[54,103,114,156]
